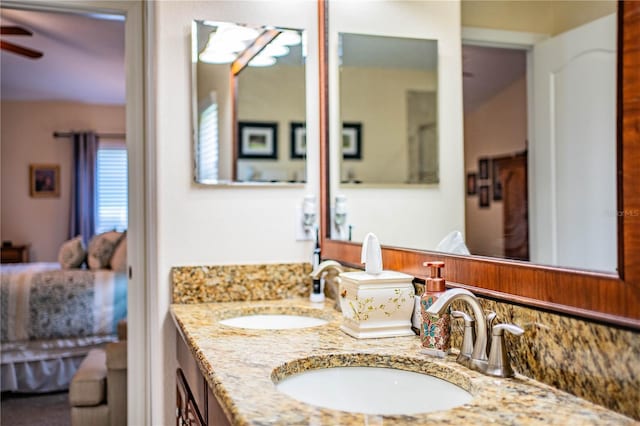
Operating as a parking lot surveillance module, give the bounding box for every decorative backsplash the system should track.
[171,263,639,420]
[171,263,311,303]
[446,293,640,421]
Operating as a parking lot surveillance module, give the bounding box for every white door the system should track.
[530,14,617,272]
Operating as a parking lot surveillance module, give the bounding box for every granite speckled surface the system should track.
[171,299,637,425]
[446,296,640,421]
[171,263,311,303]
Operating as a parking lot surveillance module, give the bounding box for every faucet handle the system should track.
[451,311,475,365]
[485,311,497,326]
[486,323,524,378]
[484,311,497,354]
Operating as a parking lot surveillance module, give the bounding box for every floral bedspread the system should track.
[1,263,127,341]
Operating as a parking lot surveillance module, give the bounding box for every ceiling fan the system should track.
[0,25,43,59]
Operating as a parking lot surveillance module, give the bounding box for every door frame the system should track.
[1,1,149,424]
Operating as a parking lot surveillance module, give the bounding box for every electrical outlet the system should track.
[295,206,315,241]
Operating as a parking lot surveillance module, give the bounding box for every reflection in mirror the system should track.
[328,1,618,274]
[192,20,307,184]
[338,33,438,185]
[462,1,617,272]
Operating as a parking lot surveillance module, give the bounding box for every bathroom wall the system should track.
[152,1,318,424]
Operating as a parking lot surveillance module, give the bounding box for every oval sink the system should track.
[219,314,328,330]
[275,366,473,415]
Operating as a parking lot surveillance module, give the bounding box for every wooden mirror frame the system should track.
[318,0,640,330]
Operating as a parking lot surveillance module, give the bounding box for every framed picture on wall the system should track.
[342,122,362,159]
[467,172,477,195]
[30,164,60,198]
[478,158,490,179]
[479,185,490,208]
[290,122,306,159]
[238,121,278,159]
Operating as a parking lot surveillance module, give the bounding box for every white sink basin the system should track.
[275,366,473,415]
[219,314,328,330]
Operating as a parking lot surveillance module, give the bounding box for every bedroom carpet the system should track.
[1,391,70,426]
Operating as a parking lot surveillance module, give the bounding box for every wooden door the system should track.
[495,155,529,261]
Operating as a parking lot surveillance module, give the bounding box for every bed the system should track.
[1,262,127,393]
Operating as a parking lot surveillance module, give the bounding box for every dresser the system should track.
[0,244,30,263]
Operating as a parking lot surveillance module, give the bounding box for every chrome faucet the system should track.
[426,288,523,377]
[426,288,488,371]
[310,260,344,310]
[310,260,343,279]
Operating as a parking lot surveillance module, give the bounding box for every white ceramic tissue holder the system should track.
[338,233,415,339]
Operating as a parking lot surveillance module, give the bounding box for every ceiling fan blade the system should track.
[0,40,43,59]
[1,26,33,36]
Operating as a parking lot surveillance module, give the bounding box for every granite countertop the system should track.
[170,298,636,425]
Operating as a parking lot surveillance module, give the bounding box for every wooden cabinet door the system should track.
[176,369,206,426]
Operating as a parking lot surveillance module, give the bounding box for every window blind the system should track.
[197,94,219,182]
[96,144,128,233]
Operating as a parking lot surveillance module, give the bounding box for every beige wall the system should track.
[0,101,125,261]
[152,2,318,425]
[461,0,616,35]
[340,67,437,183]
[464,77,527,257]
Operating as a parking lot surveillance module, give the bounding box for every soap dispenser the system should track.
[420,261,451,357]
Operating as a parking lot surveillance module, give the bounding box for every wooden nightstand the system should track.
[1,245,30,263]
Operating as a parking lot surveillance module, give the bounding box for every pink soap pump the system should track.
[420,261,451,357]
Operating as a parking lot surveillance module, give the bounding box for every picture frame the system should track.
[238,121,278,159]
[342,122,362,160]
[30,164,60,198]
[479,185,490,208]
[466,172,477,196]
[478,157,489,180]
[290,122,306,159]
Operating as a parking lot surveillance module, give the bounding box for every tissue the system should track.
[361,232,383,274]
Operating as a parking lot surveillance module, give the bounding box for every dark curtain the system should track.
[69,132,99,245]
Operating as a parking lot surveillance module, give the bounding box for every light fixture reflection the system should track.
[261,43,289,58]
[249,54,277,67]
[275,30,302,46]
[199,23,302,67]
[199,50,237,64]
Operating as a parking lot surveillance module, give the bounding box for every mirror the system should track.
[337,33,439,185]
[320,0,640,329]
[327,1,618,274]
[192,20,307,185]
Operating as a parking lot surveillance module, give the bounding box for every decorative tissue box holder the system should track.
[338,270,416,339]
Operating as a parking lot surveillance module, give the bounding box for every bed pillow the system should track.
[87,231,123,270]
[110,233,127,273]
[58,236,86,269]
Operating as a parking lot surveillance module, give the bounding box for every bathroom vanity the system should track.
[171,298,635,425]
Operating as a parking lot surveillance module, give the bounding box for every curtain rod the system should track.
[53,131,126,140]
